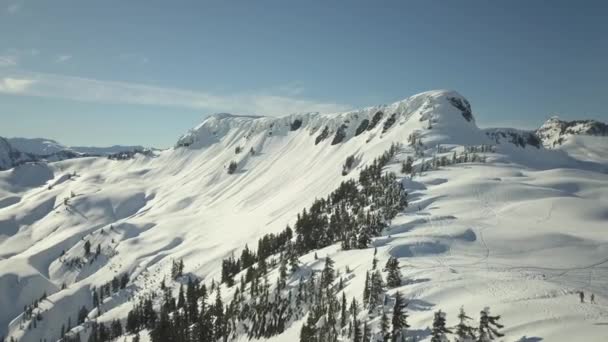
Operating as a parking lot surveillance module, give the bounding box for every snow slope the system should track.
[1,90,607,341]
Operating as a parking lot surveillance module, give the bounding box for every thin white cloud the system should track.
[0,55,18,67]
[0,77,36,93]
[0,70,351,116]
[55,55,73,63]
[7,3,20,14]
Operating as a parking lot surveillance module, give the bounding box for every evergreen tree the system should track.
[300,313,318,342]
[352,318,362,342]
[362,321,371,342]
[363,271,370,305]
[186,278,199,324]
[380,310,390,342]
[320,257,336,290]
[77,306,88,324]
[368,270,385,311]
[340,292,348,328]
[385,257,401,288]
[278,252,288,289]
[391,292,409,342]
[213,288,226,340]
[150,308,172,342]
[401,156,413,175]
[177,284,186,309]
[84,240,91,256]
[110,319,122,339]
[477,307,504,342]
[372,248,378,270]
[454,306,476,342]
[431,310,452,342]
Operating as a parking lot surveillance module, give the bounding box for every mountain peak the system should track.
[175,89,484,150]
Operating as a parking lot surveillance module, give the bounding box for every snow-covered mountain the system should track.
[1,90,607,342]
[0,137,150,171]
[536,116,608,148]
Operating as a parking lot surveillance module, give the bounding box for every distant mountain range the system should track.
[0,137,152,170]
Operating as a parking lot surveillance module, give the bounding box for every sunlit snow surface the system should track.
[1,90,607,341]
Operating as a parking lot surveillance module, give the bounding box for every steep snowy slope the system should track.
[1,90,607,342]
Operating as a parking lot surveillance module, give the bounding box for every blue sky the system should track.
[1,0,606,148]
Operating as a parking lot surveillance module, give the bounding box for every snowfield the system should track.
[1,90,607,341]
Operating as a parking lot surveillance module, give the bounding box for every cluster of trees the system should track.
[221,143,406,289]
[92,273,130,308]
[61,239,104,270]
[221,228,294,287]
[125,277,231,342]
[172,259,185,279]
[227,161,238,174]
[107,149,154,161]
[85,319,124,342]
[401,144,491,178]
[296,143,406,253]
[20,291,47,326]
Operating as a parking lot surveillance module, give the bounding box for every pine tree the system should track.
[363,271,370,305]
[372,248,378,270]
[278,252,288,289]
[110,319,122,339]
[77,306,88,324]
[401,156,413,175]
[84,240,91,256]
[150,307,172,342]
[385,257,401,288]
[368,270,385,311]
[352,318,362,342]
[431,310,452,342]
[213,288,225,340]
[177,284,186,309]
[186,278,199,324]
[300,313,318,342]
[477,307,504,341]
[362,321,371,342]
[380,310,390,342]
[320,257,336,290]
[454,306,476,342]
[391,292,409,342]
[340,292,348,328]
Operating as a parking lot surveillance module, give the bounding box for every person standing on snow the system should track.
[591,293,595,304]
[579,291,585,303]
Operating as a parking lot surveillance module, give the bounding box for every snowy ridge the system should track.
[483,128,541,149]
[0,90,607,342]
[0,137,151,171]
[536,116,608,148]
[176,90,483,150]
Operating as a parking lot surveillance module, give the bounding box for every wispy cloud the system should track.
[55,55,73,63]
[0,55,18,67]
[0,70,351,116]
[7,3,21,14]
[0,77,36,93]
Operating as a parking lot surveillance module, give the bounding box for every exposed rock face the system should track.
[536,116,608,148]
